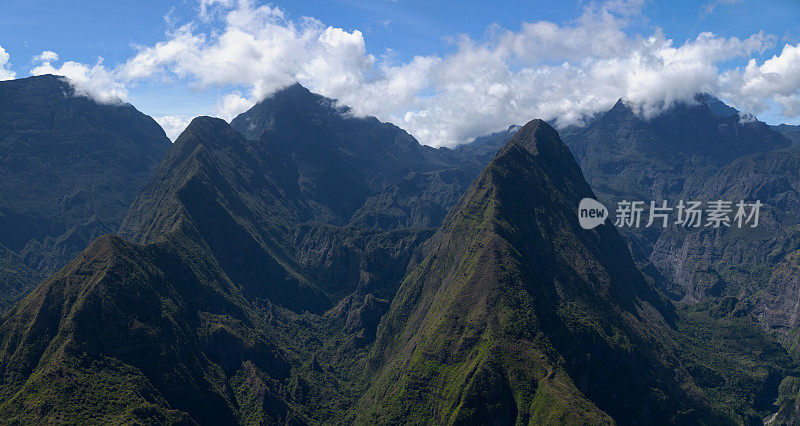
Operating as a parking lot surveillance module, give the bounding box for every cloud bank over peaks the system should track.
[17,0,800,146]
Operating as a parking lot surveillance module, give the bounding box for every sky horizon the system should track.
[1,0,799,145]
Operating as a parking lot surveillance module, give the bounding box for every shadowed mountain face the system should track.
[0,74,171,311]
[122,80,500,313]
[119,115,438,314]
[774,124,800,145]
[0,116,347,423]
[119,117,331,311]
[561,96,789,205]
[229,83,479,228]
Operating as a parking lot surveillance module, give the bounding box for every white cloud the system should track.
[720,43,800,117]
[154,115,193,141]
[32,50,59,63]
[0,46,16,80]
[31,56,127,104]
[16,0,800,147]
[198,0,236,20]
[117,2,375,103]
[215,92,255,121]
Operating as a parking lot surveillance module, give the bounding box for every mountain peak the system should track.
[255,81,318,107]
[230,82,350,141]
[276,81,312,96]
[2,73,68,86]
[502,119,577,168]
[609,93,740,119]
[173,115,243,151]
[507,119,562,153]
[694,93,739,117]
[611,97,630,110]
[27,73,66,82]
[182,115,232,135]
[359,117,709,423]
[0,73,75,100]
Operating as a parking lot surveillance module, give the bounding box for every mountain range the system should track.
[0,76,799,424]
[556,96,800,350]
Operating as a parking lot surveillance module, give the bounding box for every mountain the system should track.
[354,119,790,424]
[0,74,171,311]
[0,118,297,423]
[228,83,478,229]
[121,82,499,313]
[0,116,333,423]
[0,92,459,422]
[773,124,800,145]
[345,125,523,230]
[1,84,794,424]
[452,124,521,165]
[0,233,296,424]
[554,97,800,418]
[557,96,800,303]
[561,95,788,205]
[120,115,431,315]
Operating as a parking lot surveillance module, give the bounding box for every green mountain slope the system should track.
[356,119,722,424]
[0,117,309,423]
[0,232,294,424]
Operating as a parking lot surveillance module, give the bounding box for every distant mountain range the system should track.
[1,76,799,423]
[557,96,800,345]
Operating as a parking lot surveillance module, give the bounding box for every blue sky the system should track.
[1,0,799,145]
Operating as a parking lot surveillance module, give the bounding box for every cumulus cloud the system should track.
[18,0,800,146]
[31,53,127,104]
[0,46,16,80]
[33,50,59,63]
[720,43,800,117]
[198,0,236,20]
[117,2,375,103]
